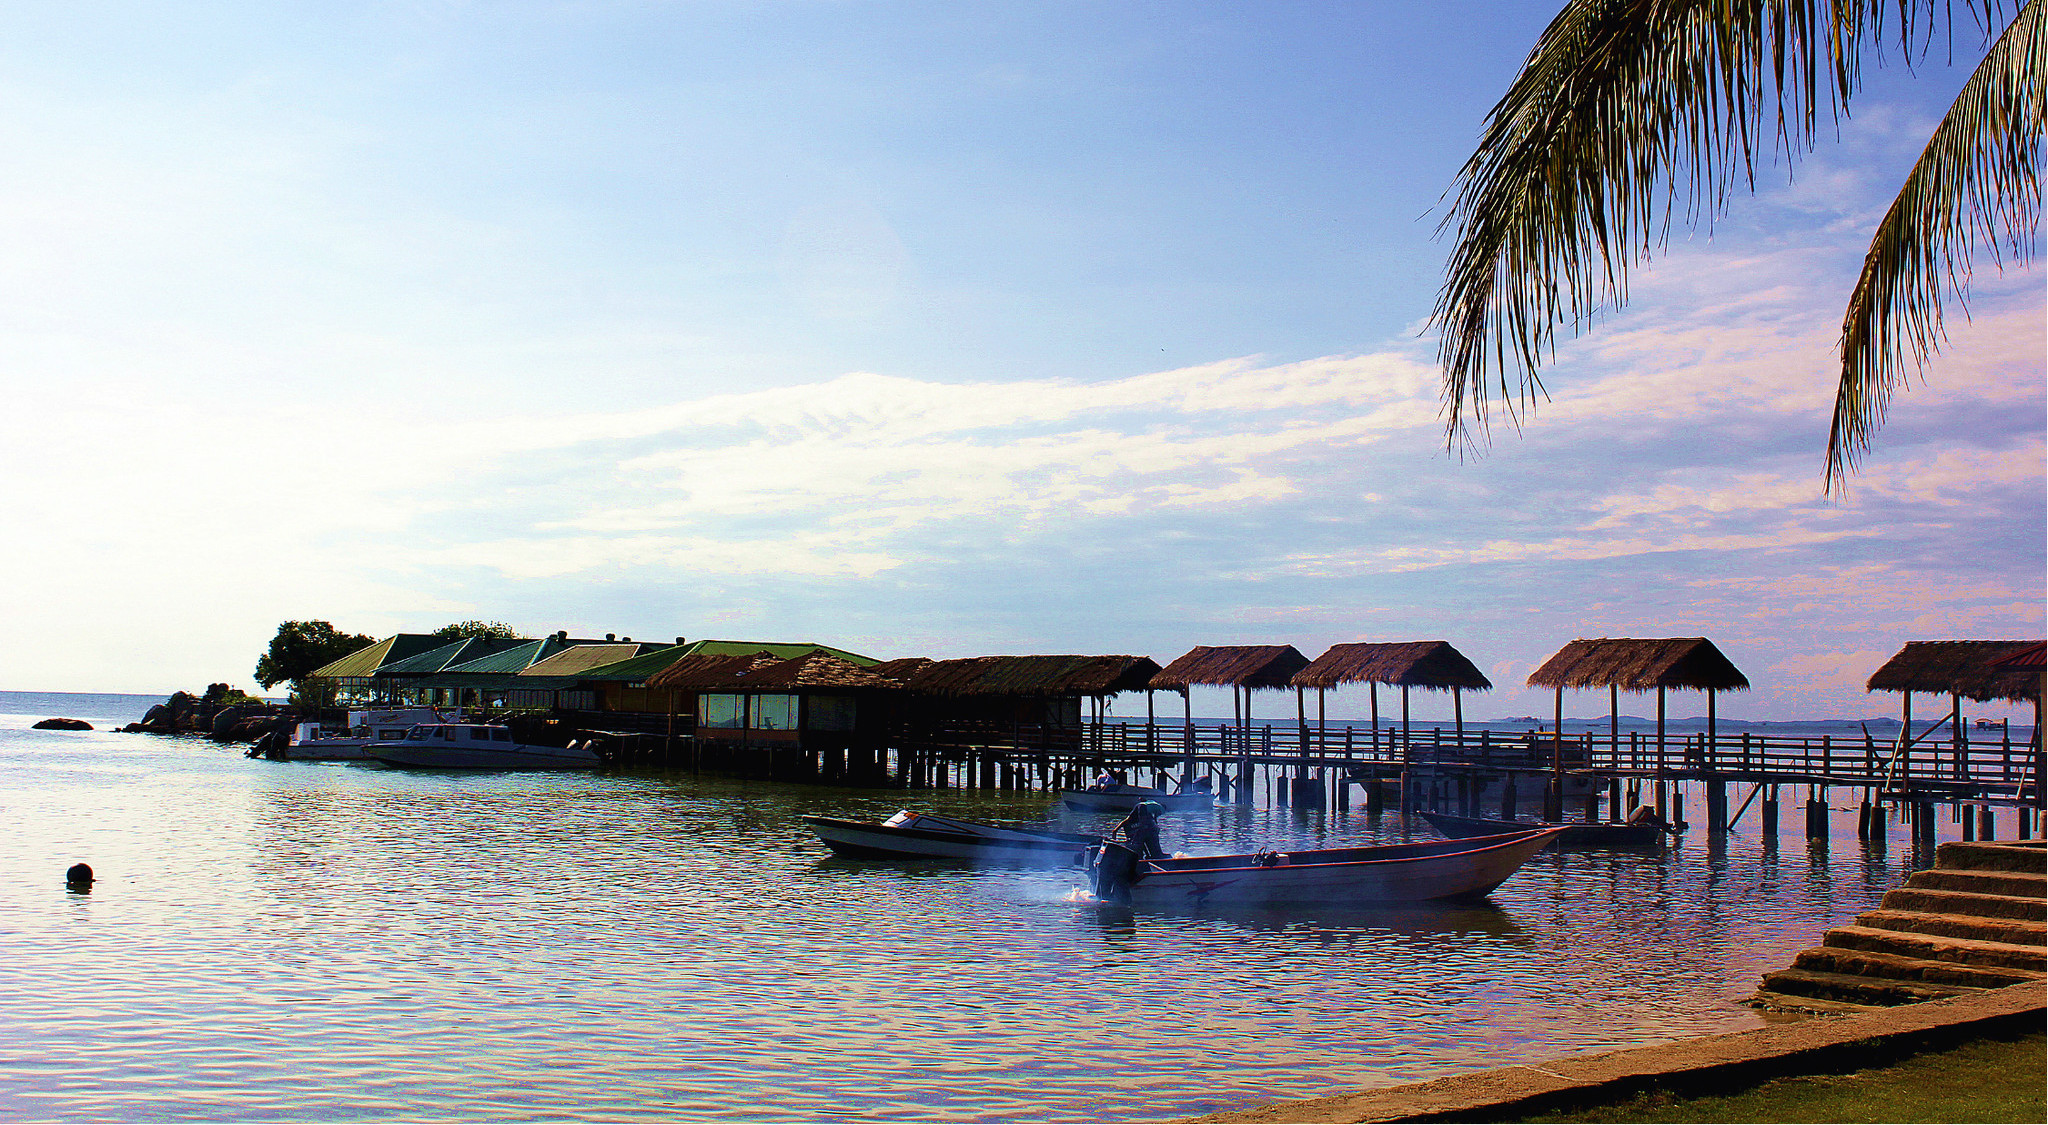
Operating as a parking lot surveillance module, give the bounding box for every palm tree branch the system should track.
[1827,0,2043,488]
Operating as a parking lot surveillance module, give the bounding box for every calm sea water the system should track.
[0,691,1985,1121]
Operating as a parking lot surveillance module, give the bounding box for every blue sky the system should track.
[1,2,2040,720]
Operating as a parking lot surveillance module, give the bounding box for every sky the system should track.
[0,2,2040,721]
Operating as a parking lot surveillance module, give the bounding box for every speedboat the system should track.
[1420,809,1670,848]
[802,810,1101,865]
[1084,826,1565,908]
[369,723,602,770]
[271,707,462,761]
[1059,784,1215,813]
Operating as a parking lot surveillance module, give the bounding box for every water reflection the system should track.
[0,713,1986,1122]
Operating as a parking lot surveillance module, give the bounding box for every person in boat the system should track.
[1091,769,1119,792]
[1113,800,1166,859]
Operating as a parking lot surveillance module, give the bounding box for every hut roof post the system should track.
[1553,686,1564,775]
[1370,683,1380,732]
[1295,685,1307,765]
[1951,690,1964,777]
[1401,684,1412,764]
[1656,686,1666,765]
[1453,686,1463,746]
[1609,684,1619,758]
[1707,688,1717,768]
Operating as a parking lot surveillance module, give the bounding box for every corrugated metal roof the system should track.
[678,639,878,666]
[519,643,663,677]
[308,634,447,680]
[570,645,697,682]
[442,637,564,675]
[376,637,530,677]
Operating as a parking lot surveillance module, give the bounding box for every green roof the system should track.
[309,634,448,680]
[376,637,529,677]
[677,639,878,666]
[565,645,699,682]
[519,643,671,677]
[441,637,565,675]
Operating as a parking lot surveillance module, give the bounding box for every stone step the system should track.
[1906,867,2046,899]
[1826,922,2048,972]
[1878,885,2048,921]
[1936,839,2046,874]
[1792,945,2044,988]
[1756,966,1983,1007]
[1747,988,1885,1015]
[1855,908,2046,947]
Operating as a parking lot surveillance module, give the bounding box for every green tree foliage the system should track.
[431,620,528,642]
[254,620,378,690]
[1433,0,2042,488]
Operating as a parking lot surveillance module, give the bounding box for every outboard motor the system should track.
[1089,840,1145,904]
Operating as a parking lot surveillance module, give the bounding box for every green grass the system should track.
[1524,1032,2046,1124]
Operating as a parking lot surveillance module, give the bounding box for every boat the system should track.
[802,810,1101,864]
[1419,810,1669,848]
[1059,784,1215,813]
[369,723,603,770]
[266,707,463,761]
[1084,827,1565,908]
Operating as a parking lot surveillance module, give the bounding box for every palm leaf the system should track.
[1433,0,2017,463]
[1828,0,2043,488]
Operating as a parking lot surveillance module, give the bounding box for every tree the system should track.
[1433,0,2042,488]
[254,620,378,691]
[431,620,528,642]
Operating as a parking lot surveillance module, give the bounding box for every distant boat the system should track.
[1059,784,1215,813]
[370,723,602,770]
[803,810,1099,865]
[1419,810,1668,849]
[1084,827,1565,908]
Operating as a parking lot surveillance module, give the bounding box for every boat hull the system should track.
[371,746,601,770]
[1421,810,1666,848]
[803,814,1097,865]
[1109,828,1564,908]
[1059,788,1214,813]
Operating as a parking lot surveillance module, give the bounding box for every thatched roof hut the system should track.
[897,655,1161,698]
[1150,645,1309,690]
[1866,640,2043,703]
[1526,637,1749,693]
[1292,641,1492,690]
[737,651,904,691]
[645,652,780,692]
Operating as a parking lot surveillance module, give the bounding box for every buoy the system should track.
[65,862,93,887]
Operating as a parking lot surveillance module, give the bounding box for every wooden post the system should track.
[1609,684,1618,765]
[1370,683,1379,734]
[1656,686,1667,772]
[1951,690,1964,779]
[1401,685,1412,770]
[1453,686,1464,750]
[1552,686,1564,775]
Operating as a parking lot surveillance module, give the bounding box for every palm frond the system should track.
[1432,0,2016,455]
[1828,0,2043,488]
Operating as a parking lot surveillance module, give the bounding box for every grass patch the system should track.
[1524,1032,2045,1124]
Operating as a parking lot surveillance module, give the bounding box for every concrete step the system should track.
[1746,988,1885,1015]
[1826,922,2048,972]
[1855,908,2045,947]
[1935,840,2046,874]
[1906,867,2046,899]
[1792,945,2044,988]
[1877,885,2048,921]
[1756,966,1983,1007]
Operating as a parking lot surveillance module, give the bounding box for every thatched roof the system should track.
[899,655,1162,697]
[1866,640,2043,702]
[736,651,902,691]
[1291,641,1492,691]
[867,657,935,683]
[1995,642,2044,671]
[644,652,779,692]
[1526,638,1749,693]
[1150,645,1310,690]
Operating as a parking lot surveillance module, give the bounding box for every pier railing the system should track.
[895,718,2042,798]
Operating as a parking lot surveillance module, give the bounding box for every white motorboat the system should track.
[803,810,1101,865]
[272,707,463,761]
[1084,827,1566,908]
[369,723,603,770]
[1059,784,1215,813]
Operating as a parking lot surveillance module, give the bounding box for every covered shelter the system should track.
[1291,641,1493,749]
[1525,637,1750,765]
[304,634,451,703]
[371,636,532,706]
[1149,645,1311,753]
[1866,640,2044,778]
[651,650,903,750]
[893,654,1162,735]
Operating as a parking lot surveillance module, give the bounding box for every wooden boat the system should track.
[1420,810,1668,848]
[1059,784,1215,813]
[803,811,1100,865]
[369,723,602,770]
[1086,827,1565,908]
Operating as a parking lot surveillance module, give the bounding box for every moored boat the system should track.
[369,723,602,770]
[1084,827,1565,908]
[1420,810,1669,848]
[270,707,462,761]
[1059,785,1214,813]
[803,810,1101,864]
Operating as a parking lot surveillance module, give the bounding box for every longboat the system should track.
[369,723,603,770]
[1085,827,1565,908]
[1420,810,1668,849]
[1059,785,1215,813]
[803,810,1101,865]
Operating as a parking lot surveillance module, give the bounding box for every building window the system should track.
[808,695,856,731]
[701,694,743,729]
[754,695,796,731]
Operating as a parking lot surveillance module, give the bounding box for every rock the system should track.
[33,718,92,731]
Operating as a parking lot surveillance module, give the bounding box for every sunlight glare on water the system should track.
[0,693,1946,1121]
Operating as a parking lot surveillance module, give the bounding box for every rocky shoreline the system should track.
[116,684,296,743]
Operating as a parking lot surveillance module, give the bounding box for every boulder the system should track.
[33,718,92,731]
